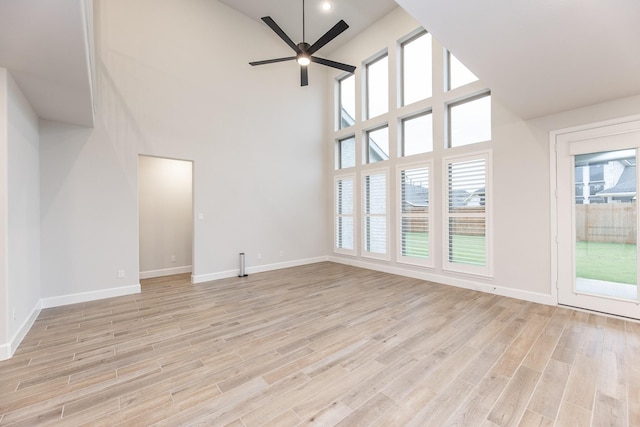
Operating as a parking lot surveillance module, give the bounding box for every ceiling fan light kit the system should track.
[249,0,356,86]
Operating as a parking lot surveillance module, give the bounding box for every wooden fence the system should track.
[575,203,636,244]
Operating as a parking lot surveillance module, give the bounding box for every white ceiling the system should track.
[218,0,397,54]
[0,0,94,127]
[397,0,640,119]
[0,0,638,126]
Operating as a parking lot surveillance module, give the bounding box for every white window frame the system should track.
[334,174,357,255]
[362,168,390,260]
[442,151,493,276]
[397,160,433,267]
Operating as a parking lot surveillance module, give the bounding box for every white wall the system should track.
[0,68,41,359]
[0,68,8,350]
[39,0,329,300]
[139,156,193,278]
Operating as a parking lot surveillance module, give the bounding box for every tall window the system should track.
[402,31,432,106]
[402,112,433,156]
[363,170,388,258]
[366,54,389,119]
[335,176,355,253]
[331,26,492,276]
[398,164,431,265]
[366,125,389,164]
[444,153,490,275]
[448,93,491,148]
[446,50,478,90]
[336,136,356,169]
[339,74,356,129]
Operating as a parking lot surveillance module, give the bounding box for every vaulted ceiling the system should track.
[0,0,638,126]
[397,0,640,119]
[0,0,95,127]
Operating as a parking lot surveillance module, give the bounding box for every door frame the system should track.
[550,114,640,318]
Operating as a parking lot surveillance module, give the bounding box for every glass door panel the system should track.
[574,149,637,301]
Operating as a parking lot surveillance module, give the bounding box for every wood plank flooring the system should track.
[0,262,638,426]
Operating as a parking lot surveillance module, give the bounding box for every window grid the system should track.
[331,26,492,278]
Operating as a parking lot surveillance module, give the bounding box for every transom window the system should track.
[366,125,390,164]
[446,50,479,90]
[366,54,389,119]
[336,136,356,169]
[402,112,433,156]
[448,93,491,148]
[339,74,355,129]
[402,31,432,106]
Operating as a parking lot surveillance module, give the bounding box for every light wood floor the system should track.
[1,262,638,426]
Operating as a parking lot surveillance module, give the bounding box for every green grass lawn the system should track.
[575,240,637,285]
[403,232,486,266]
[405,233,636,283]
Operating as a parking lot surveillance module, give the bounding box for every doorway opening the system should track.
[138,155,194,280]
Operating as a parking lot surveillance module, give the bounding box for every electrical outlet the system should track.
[170,255,176,263]
[12,308,16,321]
[258,253,262,260]
[279,250,284,257]
[117,269,125,279]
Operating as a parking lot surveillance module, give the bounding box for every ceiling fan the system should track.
[249,0,356,86]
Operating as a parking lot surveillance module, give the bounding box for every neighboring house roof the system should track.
[597,166,636,197]
[404,185,429,207]
[450,189,469,207]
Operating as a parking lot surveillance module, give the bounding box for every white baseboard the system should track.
[0,299,42,361]
[40,284,141,309]
[191,256,330,284]
[328,256,556,306]
[140,266,192,279]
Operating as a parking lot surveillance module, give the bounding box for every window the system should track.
[339,74,356,129]
[446,50,478,90]
[366,54,389,119]
[444,153,490,275]
[363,170,388,258]
[402,31,432,106]
[402,112,433,156]
[398,164,431,265]
[448,93,491,148]
[336,136,356,169]
[367,125,390,163]
[331,27,492,276]
[335,176,355,253]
